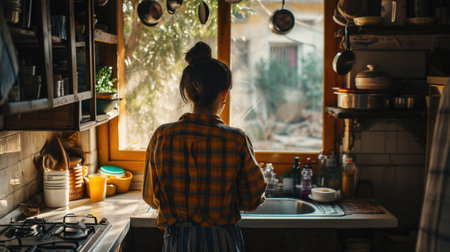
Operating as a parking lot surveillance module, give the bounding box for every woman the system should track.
[142,42,267,252]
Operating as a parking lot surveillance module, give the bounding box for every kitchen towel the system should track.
[416,78,450,252]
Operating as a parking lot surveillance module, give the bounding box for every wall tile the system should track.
[360,132,386,153]
[355,154,390,165]
[368,122,387,131]
[391,154,426,165]
[394,166,423,187]
[397,132,425,154]
[0,168,8,199]
[80,128,97,153]
[385,132,397,153]
[357,166,385,187]
[0,193,14,217]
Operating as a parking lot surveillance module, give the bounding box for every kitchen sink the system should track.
[241,198,345,217]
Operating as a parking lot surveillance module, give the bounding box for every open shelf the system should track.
[53,95,76,107]
[94,30,117,44]
[349,24,450,35]
[79,109,118,131]
[78,91,93,101]
[6,99,50,114]
[326,106,426,120]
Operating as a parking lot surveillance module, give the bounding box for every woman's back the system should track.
[145,113,266,228]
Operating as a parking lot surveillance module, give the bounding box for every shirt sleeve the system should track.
[237,134,267,211]
[142,135,160,209]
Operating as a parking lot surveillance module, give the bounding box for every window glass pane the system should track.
[230,0,324,152]
[120,0,217,150]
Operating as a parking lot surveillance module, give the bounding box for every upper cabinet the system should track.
[0,0,119,131]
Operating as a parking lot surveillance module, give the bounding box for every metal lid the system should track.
[356,64,389,78]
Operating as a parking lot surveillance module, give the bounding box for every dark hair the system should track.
[180,42,232,108]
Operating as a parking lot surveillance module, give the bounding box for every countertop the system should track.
[2,191,398,252]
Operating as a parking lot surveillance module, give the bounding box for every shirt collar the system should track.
[179,113,225,125]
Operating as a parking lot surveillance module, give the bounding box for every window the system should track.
[229,0,324,152]
[99,0,337,170]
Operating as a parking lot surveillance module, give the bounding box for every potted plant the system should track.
[95,66,120,114]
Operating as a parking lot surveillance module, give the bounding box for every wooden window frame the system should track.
[98,0,339,173]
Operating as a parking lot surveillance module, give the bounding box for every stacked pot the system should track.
[335,64,390,110]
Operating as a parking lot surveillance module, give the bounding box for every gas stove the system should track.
[0,214,111,252]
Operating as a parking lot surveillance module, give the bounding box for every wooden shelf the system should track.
[6,99,50,114]
[78,91,93,101]
[53,95,76,107]
[349,24,450,35]
[94,30,117,44]
[326,106,426,120]
[79,109,118,131]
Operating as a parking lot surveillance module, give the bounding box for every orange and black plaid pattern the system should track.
[143,113,267,229]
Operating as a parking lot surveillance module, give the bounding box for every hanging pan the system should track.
[332,24,355,75]
[269,0,295,35]
[198,1,210,25]
[166,0,182,14]
[137,0,163,27]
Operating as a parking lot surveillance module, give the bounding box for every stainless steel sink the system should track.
[241,198,345,217]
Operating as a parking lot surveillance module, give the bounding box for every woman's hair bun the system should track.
[185,42,212,65]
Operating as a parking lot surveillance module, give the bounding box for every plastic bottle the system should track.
[291,157,301,195]
[283,171,294,195]
[327,151,340,190]
[299,158,313,199]
[342,157,357,198]
[316,152,328,187]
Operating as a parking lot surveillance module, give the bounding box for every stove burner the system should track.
[5,225,43,239]
[59,227,91,240]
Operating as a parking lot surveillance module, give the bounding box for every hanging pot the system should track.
[137,0,163,27]
[332,24,355,75]
[269,0,295,35]
[198,1,210,25]
[355,64,390,90]
[166,0,182,14]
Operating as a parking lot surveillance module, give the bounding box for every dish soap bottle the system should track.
[299,157,313,199]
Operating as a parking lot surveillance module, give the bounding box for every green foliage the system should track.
[95,66,117,93]
[254,57,299,112]
[300,51,323,111]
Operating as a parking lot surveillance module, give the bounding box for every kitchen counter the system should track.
[2,191,398,251]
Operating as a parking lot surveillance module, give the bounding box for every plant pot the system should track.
[96,92,117,99]
[96,98,120,114]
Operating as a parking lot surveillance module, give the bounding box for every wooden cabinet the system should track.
[0,0,119,131]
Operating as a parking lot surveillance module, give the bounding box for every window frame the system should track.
[97,0,339,173]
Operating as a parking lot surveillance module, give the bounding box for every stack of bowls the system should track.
[44,170,69,208]
[68,157,86,200]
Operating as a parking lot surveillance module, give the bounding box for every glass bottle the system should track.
[283,171,294,195]
[316,152,328,187]
[342,157,357,198]
[299,157,313,199]
[327,151,340,190]
[292,157,301,195]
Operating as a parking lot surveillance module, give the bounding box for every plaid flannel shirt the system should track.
[143,113,267,229]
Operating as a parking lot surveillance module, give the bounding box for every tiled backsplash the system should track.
[343,119,427,229]
[0,129,98,219]
[0,131,52,218]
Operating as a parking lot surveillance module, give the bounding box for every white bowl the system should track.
[44,187,69,208]
[311,187,337,202]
